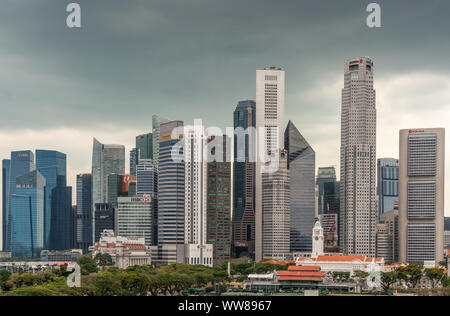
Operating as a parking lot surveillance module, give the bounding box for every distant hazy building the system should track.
[316,167,336,215]
[91,138,125,206]
[377,158,399,216]
[255,67,285,262]
[399,128,445,263]
[285,121,316,253]
[262,151,290,260]
[207,136,232,265]
[340,57,377,257]
[76,174,92,253]
[94,203,115,243]
[445,231,450,250]
[233,100,256,259]
[117,197,153,247]
[10,170,45,258]
[3,151,34,252]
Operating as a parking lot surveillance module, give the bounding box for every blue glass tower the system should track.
[76,174,92,253]
[2,160,10,251]
[10,170,45,258]
[5,151,34,252]
[36,150,67,249]
[50,186,73,250]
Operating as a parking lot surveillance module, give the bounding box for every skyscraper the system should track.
[377,158,399,216]
[157,121,185,246]
[321,181,340,251]
[117,197,153,246]
[136,133,153,160]
[36,150,67,249]
[284,121,316,252]
[91,138,125,242]
[1,159,10,251]
[4,151,34,251]
[316,167,337,215]
[340,57,377,257]
[255,67,285,262]
[207,136,232,265]
[399,128,445,263]
[136,159,156,196]
[262,150,290,260]
[49,186,73,250]
[233,100,256,258]
[152,115,170,171]
[94,203,115,243]
[183,125,213,266]
[10,170,45,258]
[130,148,138,176]
[76,174,92,253]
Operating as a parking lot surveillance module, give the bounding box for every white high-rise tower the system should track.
[255,67,285,262]
[340,57,377,256]
[312,220,324,258]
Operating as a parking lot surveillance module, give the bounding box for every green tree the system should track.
[95,253,114,271]
[380,271,398,293]
[396,264,423,288]
[120,272,150,296]
[0,270,12,291]
[77,254,98,275]
[424,268,445,288]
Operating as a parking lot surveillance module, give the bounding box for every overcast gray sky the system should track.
[1,0,449,222]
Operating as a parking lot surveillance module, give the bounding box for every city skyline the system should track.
[1,0,450,219]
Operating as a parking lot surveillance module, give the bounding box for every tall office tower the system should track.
[49,186,73,250]
[340,57,377,256]
[321,181,340,251]
[4,151,34,251]
[262,151,290,260]
[183,125,213,266]
[130,148,138,176]
[376,205,399,264]
[136,159,155,196]
[76,174,92,253]
[117,196,153,246]
[157,121,185,246]
[94,203,115,243]
[136,133,153,160]
[233,100,256,258]
[92,138,125,241]
[377,158,399,216]
[10,170,45,258]
[152,115,170,170]
[207,136,232,265]
[316,167,337,215]
[36,150,67,249]
[1,159,10,251]
[399,128,445,263]
[255,67,285,262]
[285,121,316,252]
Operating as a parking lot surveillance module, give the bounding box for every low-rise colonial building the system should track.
[92,230,151,269]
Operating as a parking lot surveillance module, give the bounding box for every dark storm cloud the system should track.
[0,0,450,132]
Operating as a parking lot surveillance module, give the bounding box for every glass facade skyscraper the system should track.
[10,170,45,258]
[316,167,337,215]
[2,159,10,251]
[377,158,399,216]
[4,151,34,252]
[136,133,153,160]
[36,150,67,249]
[285,121,316,252]
[232,100,256,258]
[76,174,92,253]
[50,186,73,250]
[152,115,170,171]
